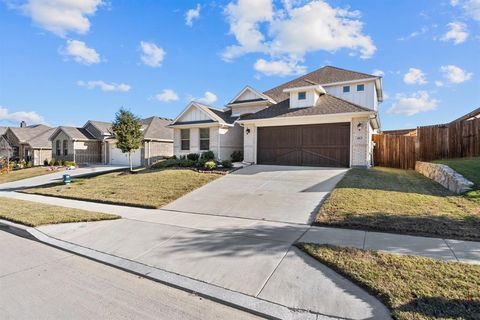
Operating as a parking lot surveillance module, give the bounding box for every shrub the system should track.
[26,161,33,168]
[9,161,16,170]
[204,160,217,170]
[54,159,62,166]
[186,153,200,161]
[201,150,215,161]
[43,159,49,166]
[179,159,195,167]
[63,161,76,167]
[221,160,233,168]
[151,158,194,169]
[195,158,207,168]
[231,150,243,162]
[49,159,55,166]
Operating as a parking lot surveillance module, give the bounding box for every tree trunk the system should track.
[129,151,132,172]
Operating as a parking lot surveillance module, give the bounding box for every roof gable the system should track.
[50,126,96,141]
[142,116,173,140]
[172,102,224,124]
[6,125,51,143]
[227,86,275,105]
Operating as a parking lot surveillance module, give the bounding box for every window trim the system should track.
[298,91,306,100]
[55,140,61,156]
[199,128,210,151]
[356,84,365,92]
[180,129,190,151]
[63,140,68,156]
[342,86,350,93]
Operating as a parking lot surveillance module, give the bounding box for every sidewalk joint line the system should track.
[255,247,291,298]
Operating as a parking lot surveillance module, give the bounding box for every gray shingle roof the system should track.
[55,126,97,140]
[141,116,173,140]
[208,108,238,124]
[264,66,378,102]
[241,94,373,121]
[28,128,56,149]
[88,120,112,135]
[8,124,51,143]
[0,127,6,136]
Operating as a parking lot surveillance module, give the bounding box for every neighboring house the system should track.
[2,122,53,166]
[49,117,173,166]
[170,66,383,168]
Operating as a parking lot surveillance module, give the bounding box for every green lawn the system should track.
[0,197,119,227]
[21,169,219,208]
[316,167,480,241]
[0,167,58,184]
[302,244,480,320]
[433,157,480,203]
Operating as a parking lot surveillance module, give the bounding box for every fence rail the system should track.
[373,118,479,169]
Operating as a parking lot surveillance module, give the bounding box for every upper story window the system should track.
[55,140,61,156]
[199,128,210,151]
[180,129,190,151]
[298,91,306,100]
[343,86,350,93]
[357,84,365,92]
[63,140,68,156]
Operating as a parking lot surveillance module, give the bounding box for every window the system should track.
[357,84,365,92]
[199,128,210,151]
[55,140,61,156]
[180,129,190,151]
[343,86,350,93]
[298,91,306,100]
[63,140,68,156]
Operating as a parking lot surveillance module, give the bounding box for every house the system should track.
[2,122,53,166]
[49,117,173,166]
[170,66,382,168]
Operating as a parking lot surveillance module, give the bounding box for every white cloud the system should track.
[185,4,201,26]
[403,68,428,85]
[464,0,480,21]
[17,0,103,37]
[441,22,468,44]
[388,91,439,116]
[0,106,45,125]
[372,69,384,77]
[450,0,460,5]
[77,80,131,92]
[196,91,217,104]
[154,89,179,102]
[398,26,428,41]
[435,80,444,87]
[222,0,375,74]
[440,65,473,83]
[254,58,306,76]
[61,40,100,65]
[140,41,165,67]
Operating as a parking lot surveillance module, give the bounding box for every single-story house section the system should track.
[49,117,173,166]
[2,122,54,166]
[168,102,243,160]
[171,66,382,167]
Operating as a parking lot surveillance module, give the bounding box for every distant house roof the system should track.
[87,120,112,135]
[28,128,56,149]
[264,66,379,102]
[0,127,6,136]
[141,116,173,141]
[51,126,97,141]
[450,107,480,124]
[7,124,52,143]
[241,94,373,121]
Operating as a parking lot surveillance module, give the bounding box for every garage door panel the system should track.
[257,123,350,167]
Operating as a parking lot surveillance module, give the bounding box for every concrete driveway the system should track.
[164,165,348,224]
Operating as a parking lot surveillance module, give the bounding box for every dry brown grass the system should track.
[0,167,57,184]
[22,169,219,208]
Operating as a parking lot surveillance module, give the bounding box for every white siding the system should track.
[289,90,319,109]
[178,107,211,122]
[231,103,268,117]
[324,81,377,110]
[237,90,259,101]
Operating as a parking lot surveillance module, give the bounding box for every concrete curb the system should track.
[0,220,322,320]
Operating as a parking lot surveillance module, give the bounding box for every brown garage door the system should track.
[257,123,350,167]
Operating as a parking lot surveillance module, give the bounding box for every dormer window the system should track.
[357,84,365,92]
[298,91,306,100]
[343,86,350,93]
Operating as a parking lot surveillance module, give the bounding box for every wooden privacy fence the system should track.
[373,117,480,169]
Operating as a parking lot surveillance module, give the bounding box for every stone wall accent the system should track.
[415,161,474,194]
[351,117,370,167]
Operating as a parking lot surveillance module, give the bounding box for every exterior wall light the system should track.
[246,128,251,134]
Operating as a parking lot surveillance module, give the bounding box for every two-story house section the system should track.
[170,66,383,168]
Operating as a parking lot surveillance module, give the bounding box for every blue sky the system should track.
[0,0,479,130]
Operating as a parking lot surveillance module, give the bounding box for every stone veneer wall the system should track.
[415,161,474,194]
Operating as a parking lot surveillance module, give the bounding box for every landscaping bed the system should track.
[315,167,480,241]
[301,243,480,320]
[0,197,119,227]
[21,169,219,208]
[432,157,480,203]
